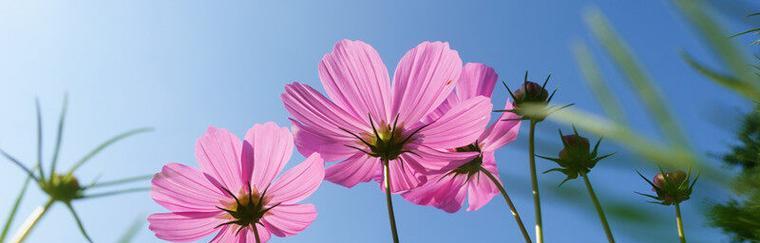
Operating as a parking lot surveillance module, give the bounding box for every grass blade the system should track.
[573,42,627,124]
[675,0,756,87]
[67,127,153,175]
[585,9,688,147]
[519,103,726,184]
[0,176,33,242]
[683,53,760,100]
[117,215,145,243]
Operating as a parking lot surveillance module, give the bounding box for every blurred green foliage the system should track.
[709,106,760,242]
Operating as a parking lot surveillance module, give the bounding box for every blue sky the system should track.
[0,1,755,242]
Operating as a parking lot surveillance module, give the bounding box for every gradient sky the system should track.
[0,1,756,242]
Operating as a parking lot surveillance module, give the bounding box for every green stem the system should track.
[12,198,54,243]
[480,168,532,243]
[580,171,615,243]
[383,160,400,243]
[528,120,544,243]
[252,224,261,243]
[674,203,686,243]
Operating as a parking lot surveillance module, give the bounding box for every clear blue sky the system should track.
[0,1,755,242]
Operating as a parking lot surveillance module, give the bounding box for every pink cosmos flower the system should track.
[281,40,492,193]
[148,122,324,242]
[402,63,521,212]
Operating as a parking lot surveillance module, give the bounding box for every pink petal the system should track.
[269,153,324,204]
[456,63,498,100]
[290,121,358,162]
[402,173,468,213]
[325,153,383,188]
[417,96,492,149]
[409,144,478,172]
[263,204,317,237]
[467,152,500,211]
[319,39,392,123]
[209,225,242,243]
[244,122,293,187]
[245,224,271,243]
[479,101,521,152]
[422,63,497,126]
[195,126,244,193]
[436,176,469,213]
[148,211,223,242]
[376,155,427,193]
[282,82,369,161]
[151,163,226,212]
[391,41,463,126]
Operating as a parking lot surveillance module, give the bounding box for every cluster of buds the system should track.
[538,127,613,185]
[637,170,698,205]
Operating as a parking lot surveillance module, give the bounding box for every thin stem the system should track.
[528,120,544,243]
[580,171,615,243]
[674,203,686,243]
[383,160,400,243]
[12,198,54,243]
[1,176,34,242]
[252,224,261,243]
[479,167,532,243]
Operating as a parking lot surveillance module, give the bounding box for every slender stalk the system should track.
[528,120,544,243]
[12,198,54,243]
[382,160,400,243]
[479,168,532,243]
[580,171,615,243]
[252,224,261,243]
[674,203,686,243]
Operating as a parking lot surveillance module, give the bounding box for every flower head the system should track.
[538,127,613,185]
[401,63,521,212]
[636,169,698,205]
[0,97,152,243]
[281,40,492,193]
[148,123,324,242]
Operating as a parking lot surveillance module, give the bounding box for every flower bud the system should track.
[637,170,696,205]
[513,81,550,105]
[503,72,560,122]
[42,173,83,202]
[559,134,591,162]
[539,128,613,185]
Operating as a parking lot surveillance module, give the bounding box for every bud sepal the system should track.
[537,126,614,186]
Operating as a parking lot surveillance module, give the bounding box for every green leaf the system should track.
[67,127,153,175]
[0,176,33,242]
